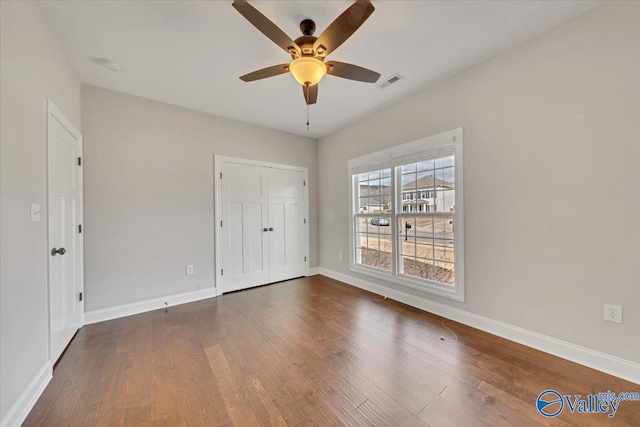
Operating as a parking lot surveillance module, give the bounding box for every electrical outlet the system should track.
[186,265,194,275]
[604,304,622,324]
[338,252,343,261]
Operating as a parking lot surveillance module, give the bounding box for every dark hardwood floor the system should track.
[25,275,639,426]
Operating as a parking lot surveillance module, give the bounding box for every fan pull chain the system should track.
[305,84,310,131]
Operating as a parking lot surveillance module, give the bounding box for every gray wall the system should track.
[0,1,81,419]
[81,85,318,311]
[318,2,640,363]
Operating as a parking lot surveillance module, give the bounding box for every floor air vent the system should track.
[377,73,404,89]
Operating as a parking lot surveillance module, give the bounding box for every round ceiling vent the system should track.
[100,59,121,72]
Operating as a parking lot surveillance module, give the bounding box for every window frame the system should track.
[348,128,465,302]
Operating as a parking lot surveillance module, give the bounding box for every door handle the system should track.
[51,247,66,256]
[269,227,274,231]
[263,228,268,232]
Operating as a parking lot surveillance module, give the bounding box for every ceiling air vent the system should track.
[377,73,404,89]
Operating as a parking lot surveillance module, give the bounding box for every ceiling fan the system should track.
[232,0,381,106]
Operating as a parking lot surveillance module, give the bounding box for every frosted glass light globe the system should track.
[289,57,327,86]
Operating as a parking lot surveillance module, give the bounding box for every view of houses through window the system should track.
[354,156,456,285]
[356,168,392,272]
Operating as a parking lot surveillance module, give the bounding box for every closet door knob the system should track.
[263,228,268,232]
[269,227,274,231]
[51,247,66,256]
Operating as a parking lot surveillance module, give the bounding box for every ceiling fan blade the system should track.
[304,84,318,105]
[313,0,375,57]
[232,0,300,56]
[240,64,290,82]
[326,61,380,83]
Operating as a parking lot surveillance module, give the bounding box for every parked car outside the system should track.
[371,217,390,226]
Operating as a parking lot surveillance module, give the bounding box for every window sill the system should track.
[350,264,464,302]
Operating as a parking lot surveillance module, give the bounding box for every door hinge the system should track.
[221,269,224,276]
[220,220,223,227]
[78,224,82,233]
[78,157,82,166]
[303,180,306,186]
[79,292,83,302]
[220,172,222,179]
[304,256,307,262]
[304,218,306,224]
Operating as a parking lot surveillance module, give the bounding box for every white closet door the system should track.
[220,162,269,292]
[268,168,306,283]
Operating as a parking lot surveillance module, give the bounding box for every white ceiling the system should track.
[37,1,600,138]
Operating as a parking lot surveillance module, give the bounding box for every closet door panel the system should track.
[269,168,306,283]
[220,162,269,292]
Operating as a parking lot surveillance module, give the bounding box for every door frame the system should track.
[46,98,84,362]
[214,155,309,296]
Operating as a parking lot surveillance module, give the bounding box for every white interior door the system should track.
[47,101,83,364]
[268,168,306,283]
[220,162,269,292]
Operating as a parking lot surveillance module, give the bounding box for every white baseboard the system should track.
[307,267,320,276]
[1,361,52,427]
[84,287,217,325]
[316,267,640,385]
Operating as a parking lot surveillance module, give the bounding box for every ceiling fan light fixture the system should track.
[289,57,326,86]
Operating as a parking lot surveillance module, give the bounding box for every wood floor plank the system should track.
[94,351,132,426]
[324,348,430,415]
[212,367,261,427]
[440,381,548,427]
[475,380,576,427]
[191,377,232,426]
[122,398,152,427]
[222,302,353,426]
[24,276,640,426]
[419,395,490,427]
[277,368,346,426]
[239,374,288,427]
[124,349,152,406]
[223,318,329,425]
[310,389,373,427]
[39,381,84,426]
[355,398,429,427]
[149,350,177,419]
[22,326,94,425]
[205,344,231,373]
[149,411,180,427]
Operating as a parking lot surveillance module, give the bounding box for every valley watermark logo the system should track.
[536,390,564,417]
[536,389,639,418]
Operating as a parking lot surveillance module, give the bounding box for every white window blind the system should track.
[349,134,455,175]
[389,143,454,167]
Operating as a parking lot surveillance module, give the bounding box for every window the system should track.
[355,168,392,272]
[349,129,464,301]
